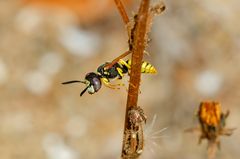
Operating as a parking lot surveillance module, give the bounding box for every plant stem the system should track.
[125,0,150,126]
[121,0,150,158]
[114,0,130,24]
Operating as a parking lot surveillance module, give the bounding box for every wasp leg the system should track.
[115,78,126,87]
[119,59,131,69]
[116,67,124,79]
[113,79,127,90]
[101,78,120,89]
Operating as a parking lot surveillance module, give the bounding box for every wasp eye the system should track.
[91,77,101,92]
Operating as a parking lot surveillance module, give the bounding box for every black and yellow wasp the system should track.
[62,52,157,96]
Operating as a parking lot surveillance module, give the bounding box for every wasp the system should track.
[62,52,157,96]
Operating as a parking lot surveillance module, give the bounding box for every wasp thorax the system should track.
[97,63,107,76]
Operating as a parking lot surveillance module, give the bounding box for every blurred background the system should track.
[0,0,240,159]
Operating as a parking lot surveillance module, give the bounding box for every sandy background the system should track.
[0,0,240,159]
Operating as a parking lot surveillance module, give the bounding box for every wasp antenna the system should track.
[80,86,89,96]
[62,80,86,85]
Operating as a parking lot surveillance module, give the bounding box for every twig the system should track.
[208,142,218,159]
[105,1,165,70]
[113,0,134,43]
[112,0,165,158]
[125,0,150,111]
[121,0,150,158]
[147,2,165,36]
[114,0,130,24]
[103,0,131,70]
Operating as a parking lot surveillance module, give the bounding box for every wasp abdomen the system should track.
[125,60,157,74]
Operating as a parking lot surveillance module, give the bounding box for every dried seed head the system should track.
[128,106,147,126]
[198,101,221,127]
[186,101,235,159]
[196,101,235,159]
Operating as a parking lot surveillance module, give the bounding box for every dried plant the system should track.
[186,101,235,159]
[113,0,165,158]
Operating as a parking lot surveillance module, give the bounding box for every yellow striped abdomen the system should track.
[125,60,157,74]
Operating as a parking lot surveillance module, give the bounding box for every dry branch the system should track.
[121,0,150,158]
[112,0,165,158]
[114,0,130,24]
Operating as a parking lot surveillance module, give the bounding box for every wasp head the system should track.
[84,72,102,95]
[62,72,102,96]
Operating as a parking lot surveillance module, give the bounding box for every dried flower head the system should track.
[128,106,147,126]
[199,101,236,159]
[186,101,236,159]
[197,101,234,147]
[198,101,221,127]
[122,106,146,158]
